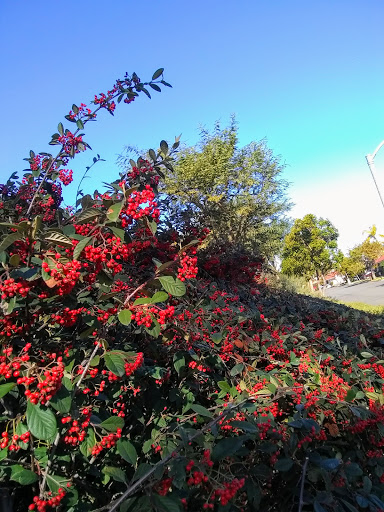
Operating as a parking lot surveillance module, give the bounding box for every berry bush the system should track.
[0,68,384,512]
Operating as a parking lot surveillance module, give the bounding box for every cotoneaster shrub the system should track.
[0,69,384,512]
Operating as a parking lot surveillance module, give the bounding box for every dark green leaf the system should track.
[274,458,294,472]
[102,466,127,484]
[190,404,213,418]
[152,68,164,80]
[26,402,57,441]
[73,236,92,260]
[100,416,124,432]
[0,382,16,399]
[105,352,126,377]
[10,465,38,485]
[117,439,137,465]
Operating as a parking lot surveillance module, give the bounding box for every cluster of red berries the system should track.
[127,160,160,186]
[157,477,173,496]
[214,478,245,506]
[96,306,118,323]
[58,131,85,155]
[120,185,159,227]
[131,310,153,328]
[58,169,73,186]
[188,361,208,373]
[0,278,30,300]
[0,430,30,450]
[51,307,85,327]
[42,258,81,295]
[158,306,175,325]
[29,488,66,511]
[25,362,64,405]
[177,252,198,281]
[125,352,144,377]
[91,428,122,456]
[68,103,93,120]
[62,415,90,446]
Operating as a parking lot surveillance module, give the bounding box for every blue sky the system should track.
[1,0,384,252]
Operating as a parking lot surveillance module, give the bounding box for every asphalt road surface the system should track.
[325,280,384,306]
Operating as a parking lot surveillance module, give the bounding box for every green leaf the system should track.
[26,402,57,441]
[152,494,182,512]
[152,68,164,80]
[318,458,340,471]
[212,436,246,461]
[10,465,38,485]
[173,353,185,375]
[50,385,72,413]
[117,439,137,465]
[73,236,92,260]
[107,201,124,222]
[109,226,126,240]
[340,499,359,512]
[102,466,127,484]
[230,363,245,376]
[105,351,126,377]
[133,297,151,306]
[149,83,162,93]
[151,291,168,304]
[9,254,20,266]
[160,140,168,155]
[145,319,161,338]
[44,231,73,248]
[118,309,132,326]
[58,122,64,135]
[274,458,294,472]
[146,217,157,235]
[77,208,101,224]
[158,276,186,297]
[344,463,363,478]
[190,404,213,418]
[0,232,21,253]
[229,421,258,433]
[0,382,16,399]
[76,119,84,130]
[100,416,124,432]
[80,428,96,457]
[360,352,374,359]
[46,473,69,494]
[211,333,223,344]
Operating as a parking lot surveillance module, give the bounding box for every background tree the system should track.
[350,238,384,278]
[158,119,292,262]
[281,214,339,280]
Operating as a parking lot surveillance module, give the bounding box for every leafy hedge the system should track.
[0,69,384,512]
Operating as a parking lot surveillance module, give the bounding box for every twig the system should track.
[297,456,309,512]
[39,431,60,498]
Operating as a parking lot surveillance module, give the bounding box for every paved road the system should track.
[325,280,384,306]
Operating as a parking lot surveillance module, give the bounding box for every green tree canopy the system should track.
[159,119,292,261]
[281,214,339,280]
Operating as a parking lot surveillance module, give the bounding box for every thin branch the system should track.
[297,456,309,512]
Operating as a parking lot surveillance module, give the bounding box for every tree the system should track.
[281,214,339,280]
[350,238,384,278]
[159,119,292,262]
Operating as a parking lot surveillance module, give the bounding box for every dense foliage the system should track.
[155,119,291,263]
[281,214,339,281]
[1,71,384,512]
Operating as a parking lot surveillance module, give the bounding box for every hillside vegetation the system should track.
[0,70,383,512]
